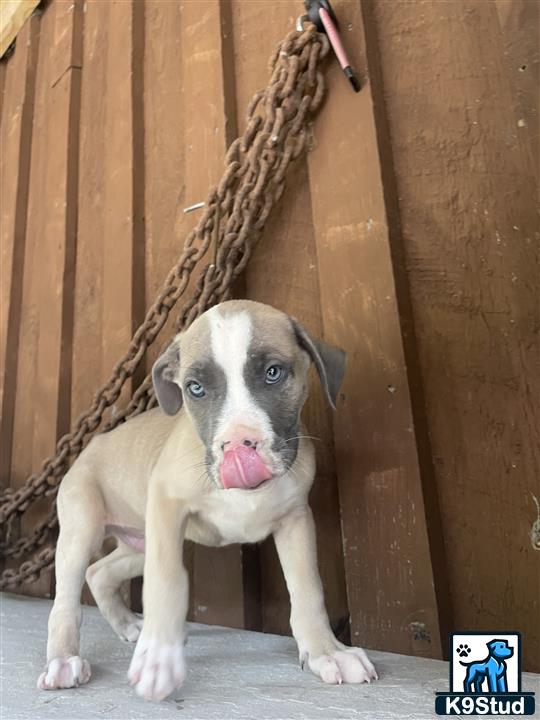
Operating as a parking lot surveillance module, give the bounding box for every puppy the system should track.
[38,300,377,700]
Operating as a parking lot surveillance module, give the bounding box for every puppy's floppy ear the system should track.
[152,340,182,416]
[292,319,347,410]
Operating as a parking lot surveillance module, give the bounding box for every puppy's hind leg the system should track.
[37,470,105,690]
[86,542,144,642]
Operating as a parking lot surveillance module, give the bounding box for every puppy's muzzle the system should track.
[217,426,273,490]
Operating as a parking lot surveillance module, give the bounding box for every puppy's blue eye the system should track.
[265,365,284,384]
[187,381,205,398]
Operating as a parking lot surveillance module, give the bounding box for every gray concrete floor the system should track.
[1,593,538,720]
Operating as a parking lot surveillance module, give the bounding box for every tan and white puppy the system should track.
[38,300,377,700]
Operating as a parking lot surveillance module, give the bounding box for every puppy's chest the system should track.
[186,480,302,546]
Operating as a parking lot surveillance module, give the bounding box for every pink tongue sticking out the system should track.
[220,445,273,490]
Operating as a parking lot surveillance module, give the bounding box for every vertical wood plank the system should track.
[177,0,247,629]
[495,0,538,184]
[140,0,186,615]
[371,0,539,671]
[70,0,106,424]
[139,0,249,628]
[72,0,140,426]
[0,55,5,106]
[230,0,350,637]
[141,0,198,616]
[130,0,146,359]
[9,0,83,598]
[143,0,184,363]
[0,16,39,487]
[306,0,449,658]
[73,0,145,605]
[141,0,200,428]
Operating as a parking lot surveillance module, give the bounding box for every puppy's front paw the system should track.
[37,656,91,690]
[305,645,377,685]
[128,633,186,701]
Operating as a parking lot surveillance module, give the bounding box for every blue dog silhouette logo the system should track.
[435,632,536,715]
[459,639,513,693]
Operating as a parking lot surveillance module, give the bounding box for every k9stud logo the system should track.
[435,632,536,715]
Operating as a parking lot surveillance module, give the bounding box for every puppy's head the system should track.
[152,300,346,490]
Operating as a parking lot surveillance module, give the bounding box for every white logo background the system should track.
[451,633,520,693]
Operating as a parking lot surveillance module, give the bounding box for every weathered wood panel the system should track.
[495,0,539,184]
[305,0,449,658]
[72,0,146,606]
[8,0,83,597]
[371,0,540,671]
[177,0,248,629]
[143,0,184,324]
[141,0,251,628]
[1,0,538,671]
[140,0,186,618]
[229,2,348,633]
[0,15,39,487]
[72,0,139,426]
[230,0,349,638]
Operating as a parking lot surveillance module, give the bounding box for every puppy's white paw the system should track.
[120,618,144,643]
[112,613,143,643]
[305,645,378,685]
[128,634,186,701]
[37,656,91,690]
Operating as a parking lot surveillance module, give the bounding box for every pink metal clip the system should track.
[300,0,360,92]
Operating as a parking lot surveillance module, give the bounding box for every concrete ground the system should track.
[1,593,538,720]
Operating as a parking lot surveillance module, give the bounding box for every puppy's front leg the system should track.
[274,507,378,685]
[128,484,188,701]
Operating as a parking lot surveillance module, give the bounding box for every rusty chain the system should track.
[0,25,330,589]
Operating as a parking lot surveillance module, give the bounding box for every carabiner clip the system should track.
[299,0,360,92]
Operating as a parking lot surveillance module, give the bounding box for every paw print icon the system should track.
[457,643,471,658]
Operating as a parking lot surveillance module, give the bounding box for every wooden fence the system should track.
[1,0,538,671]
